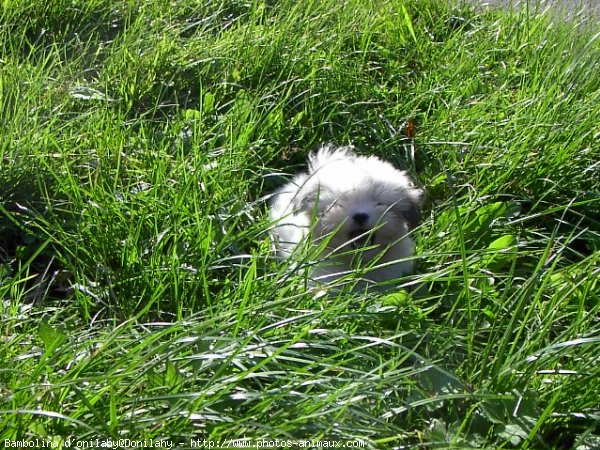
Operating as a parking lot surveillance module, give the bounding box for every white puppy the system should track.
[270,144,423,287]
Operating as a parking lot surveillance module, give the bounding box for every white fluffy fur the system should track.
[270,144,423,286]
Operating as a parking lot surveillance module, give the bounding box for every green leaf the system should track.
[476,202,508,228]
[428,418,448,443]
[497,423,528,446]
[399,2,417,43]
[483,234,517,271]
[203,91,215,113]
[488,234,516,251]
[38,322,67,352]
[183,108,202,121]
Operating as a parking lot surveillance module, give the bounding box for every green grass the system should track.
[1,0,599,448]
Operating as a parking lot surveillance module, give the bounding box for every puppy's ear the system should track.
[293,184,325,213]
[402,187,424,230]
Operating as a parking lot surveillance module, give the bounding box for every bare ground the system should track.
[464,0,600,23]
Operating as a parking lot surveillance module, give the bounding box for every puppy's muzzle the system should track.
[348,213,376,249]
[348,228,376,249]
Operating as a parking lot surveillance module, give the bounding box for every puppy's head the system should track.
[293,147,423,261]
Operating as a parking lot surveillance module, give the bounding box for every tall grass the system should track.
[1,0,599,448]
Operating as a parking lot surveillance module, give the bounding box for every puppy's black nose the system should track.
[352,212,369,226]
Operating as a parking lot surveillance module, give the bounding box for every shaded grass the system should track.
[1,0,599,448]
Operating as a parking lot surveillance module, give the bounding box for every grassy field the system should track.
[1,0,599,448]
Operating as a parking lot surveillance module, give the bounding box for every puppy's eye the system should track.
[376,202,387,207]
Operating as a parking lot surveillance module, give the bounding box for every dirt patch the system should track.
[466,0,599,23]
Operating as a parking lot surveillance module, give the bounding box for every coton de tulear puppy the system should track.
[270,144,423,287]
